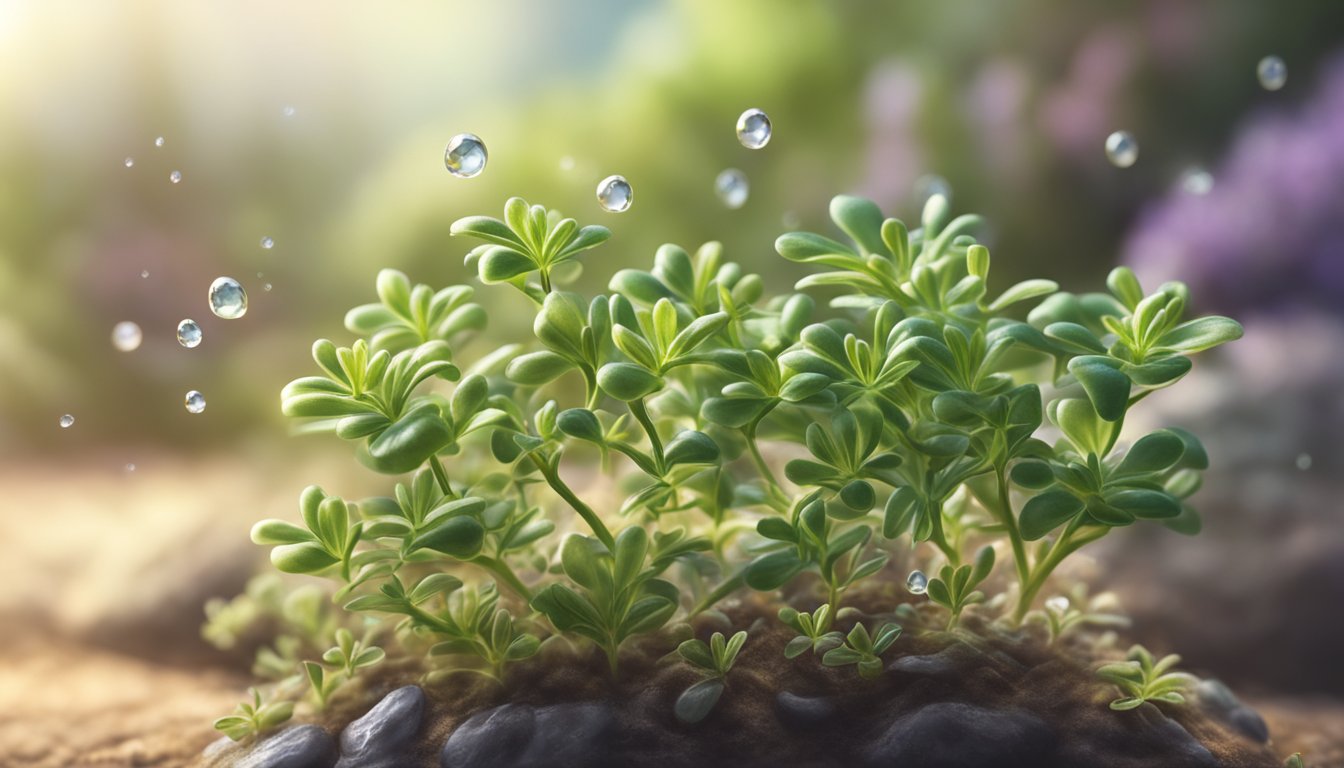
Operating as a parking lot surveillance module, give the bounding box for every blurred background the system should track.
[1,0,1342,761]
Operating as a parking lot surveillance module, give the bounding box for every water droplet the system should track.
[282,105,297,117]
[208,277,248,319]
[781,211,801,229]
[443,133,487,178]
[736,108,772,149]
[176,319,203,348]
[169,170,182,184]
[263,282,273,292]
[111,321,142,352]
[1045,596,1071,614]
[140,270,150,279]
[1104,131,1138,168]
[59,414,75,429]
[124,157,134,168]
[596,175,633,212]
[1257,56,1287,91]
[714,169,749,209]
[559,156,575,172]
[914,174,952,207]
[260,236,274,250]
[1178,167,1213,196]
[184,390,207,414]
[125,462,136,473]
[154,136,165,148]
[906,570,928,595]
[1296,452,1312,471]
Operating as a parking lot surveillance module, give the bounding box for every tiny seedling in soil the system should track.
[674,630,748,723]
[1096,644,1197,711]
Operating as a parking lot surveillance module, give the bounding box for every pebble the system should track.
[774,692,836,728]
[863,703,1055,768]
[440,702,615,768]
[336,685,426,768]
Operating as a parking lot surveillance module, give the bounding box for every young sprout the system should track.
[925,545,995,630]
[822,622,902,679]
[1285,753,1305,768]
[303,628,386,710]
[674,630,748,724]
[778,604,844,658]
[1030,586,1130,644]
[213,687,294,742]
[1096,645,1197,711]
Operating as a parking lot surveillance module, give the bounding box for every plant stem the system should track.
[1013,524,1108,622]
[743,408,790,507]
[531,454,616,551]
[993,463,1031,590]
[690,570,747,615]
[473,555,534,602]
[628,398,664,469]
[926,501,960,566]
[429,455,454,497]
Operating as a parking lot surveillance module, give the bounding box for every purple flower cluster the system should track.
[1123,54,1344,316]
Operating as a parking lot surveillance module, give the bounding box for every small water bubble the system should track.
[1178,167,1214,196]
[208,277,248,319]
[1104,131,1138,168]
[154,136,165,148]
[263,282,273,292]
[1296,452,1312,471]
[1257,56,1287,91]
[596,175,633,212]
[1045,596,1071,614]
[714,169,749,209]
[125,462,136,473]
[111,321,142,352]
[59,414,75,429]
[282,105,297,117]
[124,157,134,168]
[140,270,150,279]
[176,319,203,348]
[169,170,182,184]
[260,236,274,250]
[736,108,772,149]
[184,390,206,414]
[906,569,928,595]
[443,133,487,178]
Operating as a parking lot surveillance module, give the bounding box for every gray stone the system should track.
[1228,705,1270,744]
[1194,678,1270,743]
[1058,704,1218,768]
[862,703,1055,768]
[774,692,835,728]
[336,685,426,768]
[440,701,615,768]
[236,725,338,768]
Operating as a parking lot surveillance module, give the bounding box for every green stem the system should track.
[473,555,533,602]
[743,410,789,507]
[926,500,960,566]
[1013,523,1108,622]
[690,570,747,615]
[531,454,616,551]
[628,398,664,470]
[583,366,600,410]
[428,455,454,497]
[994,463,1031,590]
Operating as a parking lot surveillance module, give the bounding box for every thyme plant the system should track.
[234,193,1238,729]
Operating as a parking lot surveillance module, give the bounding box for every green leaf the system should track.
[990,280,1058,312]
[1019,490,1085,540]
[1068,356,1130,422]
[668,312,729,359]
[367,406,453,474]
[677,639,716,671]
[560,534,607,591]
[674,678,726,724]
[1010,460,1054,489]
[745,550,805,590]
[478,246,536,284]
[665,430,720,466]
[829,195,888,256]
[271,542,339,574]
[1115,430,1185,476]
[1044,322,1106,354]
[597,363,664,401]
[507,351,574,386]
[557,408,605,444]
[250,519,314,545]
[1105,489,1180,519]
[1109,697,1144,711]
[839,479,876,512]
[1157,316,1243,353]
[410,516,485,559]
[883,486,922,539]
[1106,267,1145,310]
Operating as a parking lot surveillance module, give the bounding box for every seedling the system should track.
[1029,586,1130,645]
[925,545,994,630]
[1096,645,1197,711]
[214,687,295,742]
[674,630,748,723]
[779,604,844,658]
[822,621,902,678]
[303,629,386,709]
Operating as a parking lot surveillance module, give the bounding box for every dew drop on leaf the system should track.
[444,133,487,178]
[111,321,142,352]
[906,570,928,595]
[208,277,248,319]
[1257,56,1287,91]
[184,390,207,414]
[714,169,748,209]
[177,319,203,348]
[596,175,633,212]
[736,108,772,149]
[59,414,74,429]
[1104,131,1138,168]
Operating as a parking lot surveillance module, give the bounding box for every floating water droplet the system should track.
[125,462,136,473]
[111,321,142,352]
[914,174,952,206]
[1045,596,1071,614]
[559,156,575,172]
[714,169,749,209]
[184,390,206,414]
[596,175,633,212]
[124,157,134,168]
[282,105,297,117]
[176,319,203,348]
[260,236,274,250]
[1104,131,1138,168]
[1257,56,1287,91]
[140,270,150,279]
[443,133,487,178]
[169,170,182,184]
[154,136,165,148]
[208,277,248,319]
[906,570,928,595]
[736,108,772,149]
[59,414,75,429]
[263,282,273,292]
[1178,167,1214,196]
[1296,452,1312,471]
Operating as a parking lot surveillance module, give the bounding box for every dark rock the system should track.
[440,701,616,768]
[886,641,1026,680]
[774,692,836,728]
[336,685,426,768]
[236,725,338,768]
[862,702,1055,768]
[1058,703,1218,768]
[1228,705,1271,744]
[1194,679,1270,743]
